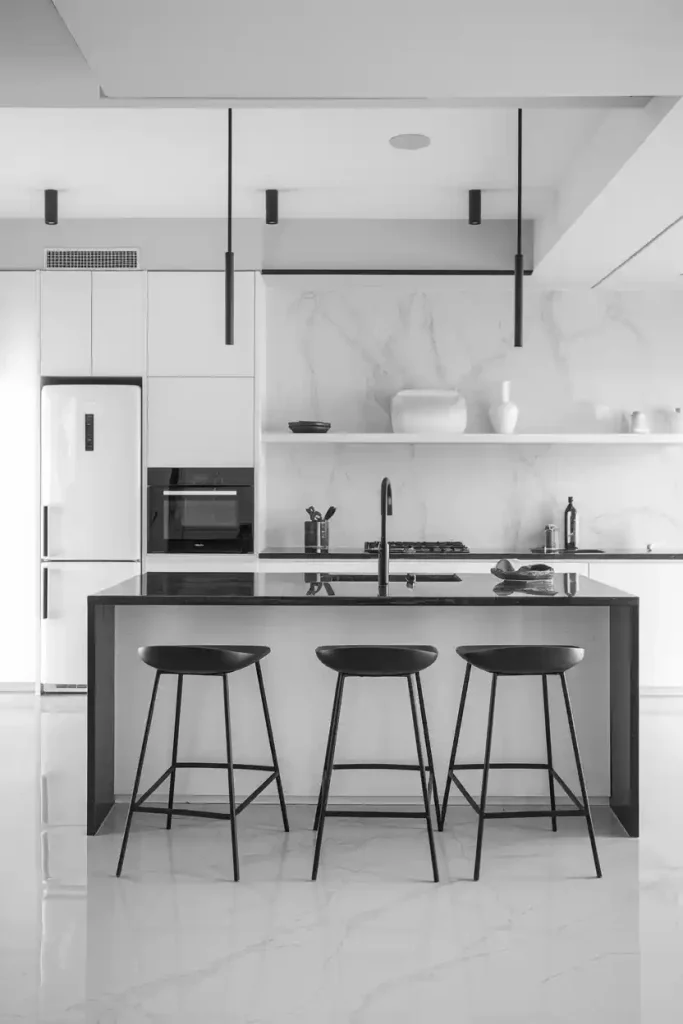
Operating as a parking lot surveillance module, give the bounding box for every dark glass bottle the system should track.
[564,496,578,551]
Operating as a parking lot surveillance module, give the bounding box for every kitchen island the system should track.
[87,571,638,839]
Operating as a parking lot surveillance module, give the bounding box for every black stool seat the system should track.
[316,644,438,677]
[457,645,584,676]
[139,645,271,675]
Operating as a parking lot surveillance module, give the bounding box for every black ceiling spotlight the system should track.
[45,189,58,226]
[265,189,279,225]
[514,108,524,348]
[225,108,234,345]
[468,189,481,226]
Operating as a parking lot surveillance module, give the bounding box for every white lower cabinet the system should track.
[588,562,683,691]
[147,377,254,467]
[41,563,139,691]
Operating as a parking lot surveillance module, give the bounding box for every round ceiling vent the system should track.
[389,133,431,150]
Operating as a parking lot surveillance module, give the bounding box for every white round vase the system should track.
[489,381,519,434]
[390,389,467,434]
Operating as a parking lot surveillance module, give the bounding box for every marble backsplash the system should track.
[264,282,683,549]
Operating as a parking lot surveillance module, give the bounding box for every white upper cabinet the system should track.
[147,377,254,467]
[40,272,92,376]
[91,273,146,376]
[40,272,146,377]
[147,271,255,376]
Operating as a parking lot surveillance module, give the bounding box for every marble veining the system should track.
[3,694,683,1023]
[264,284,683,549]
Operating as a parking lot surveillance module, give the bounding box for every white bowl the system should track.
[390,389,467,433]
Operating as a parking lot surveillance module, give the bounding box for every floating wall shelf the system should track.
[263,432,683,446]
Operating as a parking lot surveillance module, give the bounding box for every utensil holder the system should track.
[305,521,329,553]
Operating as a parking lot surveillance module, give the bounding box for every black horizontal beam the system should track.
[261,268,534,276]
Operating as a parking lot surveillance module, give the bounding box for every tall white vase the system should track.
[489,381,519,434]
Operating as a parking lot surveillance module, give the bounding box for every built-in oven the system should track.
[147,468,254,553]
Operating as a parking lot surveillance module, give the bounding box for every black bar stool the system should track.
[440,645,602,881]
[312,645,441,883]
[116,645,289,880]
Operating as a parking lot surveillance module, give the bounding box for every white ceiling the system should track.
[0,106,606,219]
[54,0,683,100]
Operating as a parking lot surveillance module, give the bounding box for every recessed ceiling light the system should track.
[389,133,431,150]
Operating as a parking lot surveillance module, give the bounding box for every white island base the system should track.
[112,602,610,807]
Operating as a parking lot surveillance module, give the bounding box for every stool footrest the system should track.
[132,770,278,819]
[332,761,433,772]
[174,761,275,772]
[324,809,428,819]
[447,765,588,820]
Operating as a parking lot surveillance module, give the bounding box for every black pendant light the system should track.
[468,189,481,226]
[45,189,58,225]
[514,108,524,348]
[225,108,234,345]
[265,189,279,225]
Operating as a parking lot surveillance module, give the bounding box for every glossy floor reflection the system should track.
[1,694,682,1022]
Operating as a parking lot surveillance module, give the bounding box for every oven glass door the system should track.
[163,489,240,543]
[149,485,254,552]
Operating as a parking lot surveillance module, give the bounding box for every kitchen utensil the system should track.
[323,506,336,520]
[305,520,329,552]
[306,506,323,521]
[289,421,331,434]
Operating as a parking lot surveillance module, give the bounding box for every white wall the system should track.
[264,280,683,550]
[0,218,530,272]
[0,273,39,686]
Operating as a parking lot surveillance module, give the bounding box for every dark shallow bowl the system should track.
[288,421,331,434]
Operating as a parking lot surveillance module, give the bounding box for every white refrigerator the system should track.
[41,384,141,691]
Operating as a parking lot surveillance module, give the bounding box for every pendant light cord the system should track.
[228,108,233,253]
[516,108,522,257]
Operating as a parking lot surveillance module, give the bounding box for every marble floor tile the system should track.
[1,693,683,1022]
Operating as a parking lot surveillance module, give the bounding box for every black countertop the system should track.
[259,547,683,560]
[90,571,636,607]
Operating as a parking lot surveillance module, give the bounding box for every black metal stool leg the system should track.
[407,674,439,883]
[222,673,240,881]
[313,673,343,831]
[439,662,471,831]
[312,674,346,880]
[473,673,498,881]
[541,674,557,832]
[415,672,441,829]
[116,670,162,877]
[166,674,184,830]
[559,672,602,878]
[255,660,289,833]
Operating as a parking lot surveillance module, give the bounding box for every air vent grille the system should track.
[44,248,139,270]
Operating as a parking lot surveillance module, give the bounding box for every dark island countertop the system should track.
[259,547,683,561]
[90,571,636,607]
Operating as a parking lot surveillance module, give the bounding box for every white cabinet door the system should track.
[147,377,254,467]
[40,273,91,375]
[147,271,254,376]
[588,562,683,691]
[91,272,146,376]
[41,562,139,690]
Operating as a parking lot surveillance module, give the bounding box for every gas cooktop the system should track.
[363,541,470,555]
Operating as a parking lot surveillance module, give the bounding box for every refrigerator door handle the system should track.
[42,505,49,558]
[42,567,49,620]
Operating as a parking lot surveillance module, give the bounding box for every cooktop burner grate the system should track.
[363,541,470,554]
